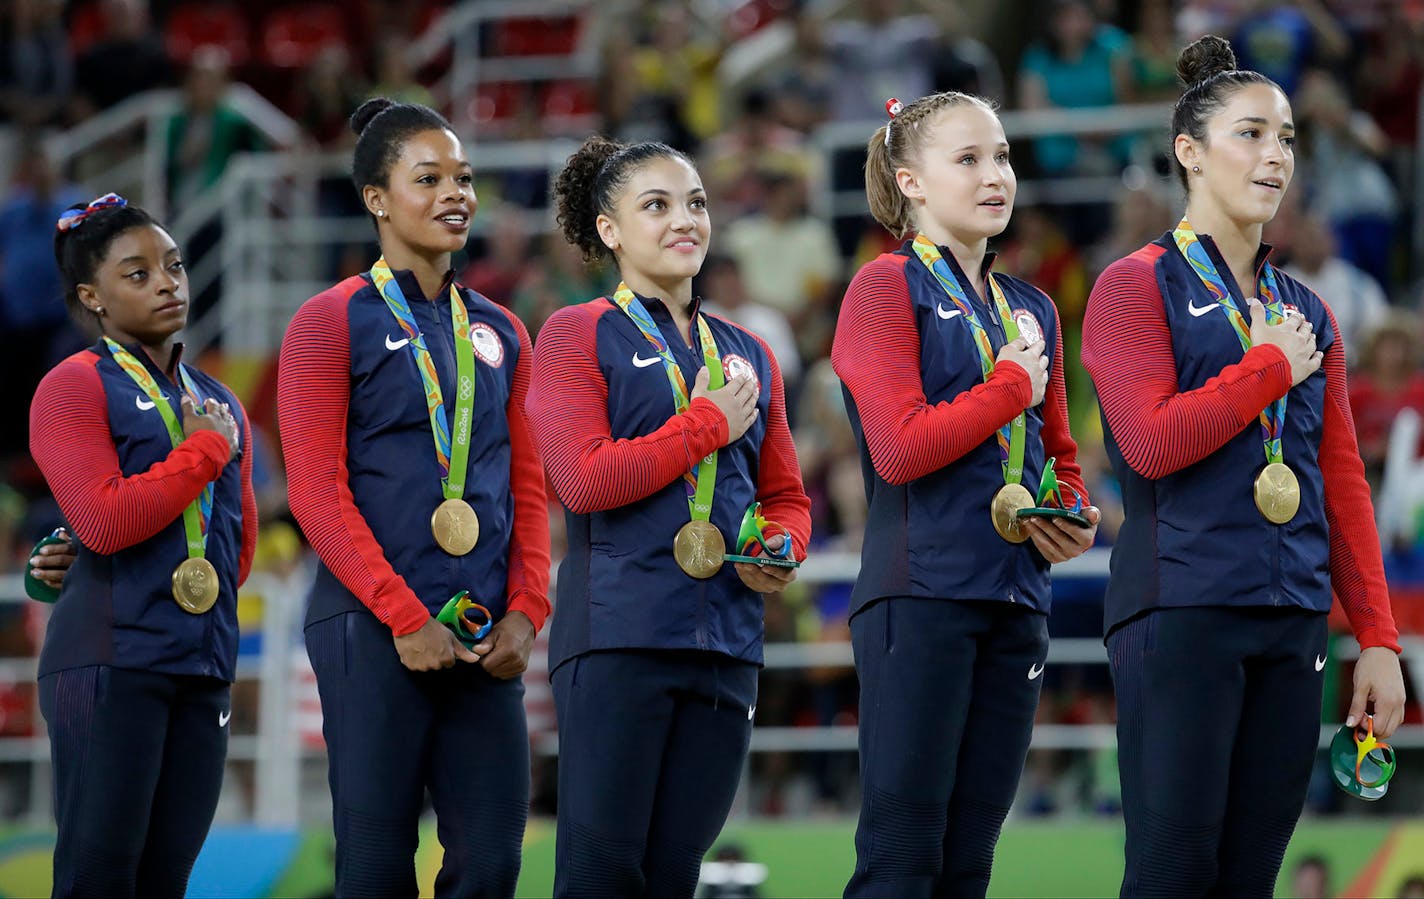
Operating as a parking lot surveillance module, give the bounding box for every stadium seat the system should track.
[726,0,791,40]
[467,81,530,126]
[542,79,595,119]
[259,3,348,69]
[166,2,250,67]
[66,1,108,56]
[491,14,582,57]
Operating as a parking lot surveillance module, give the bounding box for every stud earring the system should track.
[1191,165,1201,174]
[94,306,105,316]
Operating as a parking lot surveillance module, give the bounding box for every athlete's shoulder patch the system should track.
[722,352,760,393]
[471,321,505,367]
[1012,308,1044,344]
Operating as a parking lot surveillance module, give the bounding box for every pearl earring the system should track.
[1191,165,1201,174]
[94,306,105,316]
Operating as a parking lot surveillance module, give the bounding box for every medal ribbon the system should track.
[611,282,725,522]
[370,258,476,501]
[910,235,1027,485]
[1171,219,1287,465]
[102,337,214,559]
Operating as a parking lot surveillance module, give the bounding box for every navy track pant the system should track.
[306,610,530,899]
[39,665,229,899]
[551,649,758,899]
[846,597,1049,899]
[1108,606,1328,898]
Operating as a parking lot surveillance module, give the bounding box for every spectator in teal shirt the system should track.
[1017,0,1131,176]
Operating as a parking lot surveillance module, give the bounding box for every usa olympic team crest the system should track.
[1012,308,1043,345]
[722,353,759,393]
[470,323,504,367]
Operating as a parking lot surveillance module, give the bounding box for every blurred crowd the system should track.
[1,0,1422,821]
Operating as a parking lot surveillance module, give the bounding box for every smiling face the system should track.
[76,223,189,345]
[896,103,1016,247]
[363,128,477,262]
[1177,83,1295,227]
[595,154,709,287]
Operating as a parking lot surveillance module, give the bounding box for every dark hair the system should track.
[1171,35,1283,190]
[552,135,692,264]
[866,91,997,239]
[349,96,454,210]
[53,201,160,333]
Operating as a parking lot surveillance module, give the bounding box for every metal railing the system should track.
[2,548,1421,827]
[41,84,300,224]
[158,100,1183,357]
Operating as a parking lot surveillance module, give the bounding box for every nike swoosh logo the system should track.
[1028,663,1045,680]
[135,395,156,411]
[1188,300,1217,317]
[937,304,962,320]
[219,710,231,727]
[632,353,661,368]
[386,334,411,350]
[1315,655,1326,672]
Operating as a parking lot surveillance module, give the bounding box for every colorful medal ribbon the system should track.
[611,282,726,521]
[102,337,215,560]
[370,258,476,502]
[910,235,1026,485]
[1172,219,1288,466]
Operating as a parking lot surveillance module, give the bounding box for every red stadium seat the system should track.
[542,79,595,118]
[492,14,582,57]
[260,4,348,69]
[726,0,792,39]
[467,81,530,126]
[166,3,250,67]
[67,1,109,56]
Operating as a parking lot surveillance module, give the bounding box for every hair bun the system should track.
[1177,35,1237,88]
[350,97,396,137]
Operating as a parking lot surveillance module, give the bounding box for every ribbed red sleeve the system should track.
[722,321,812,560]
[277,288,431,637]
[497,306,552,632]
[830,257,1034,487]
[29,355,233,555]
[1082,251,1294,479]
[1039,306,1089,507]
[528,301,731,515]
[1316,305,1400,652]
[237,406,257,585]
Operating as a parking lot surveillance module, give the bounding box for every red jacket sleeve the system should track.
[1082,253,1294,479]
[497,306,552,632]
[734,326,812,560]
[528,302,731,515]
[277,290,431,637]
[830,257,1034,487]
[29,356,233,555]
[1316,305,1400,652]
[237,404,258,585]
[1040,305,1089,507]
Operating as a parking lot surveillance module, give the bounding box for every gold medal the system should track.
[991,483,1035,543]
[172,557,219,614]
[432,498,480,555]
[674,520,726,579]
[1254,462,1300,525]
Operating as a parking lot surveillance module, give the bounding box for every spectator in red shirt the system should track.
[1348,312,1424,486]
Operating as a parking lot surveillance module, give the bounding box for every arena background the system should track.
[0,0,1422,896]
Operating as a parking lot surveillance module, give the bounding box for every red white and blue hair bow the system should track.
[56,193,128,232]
